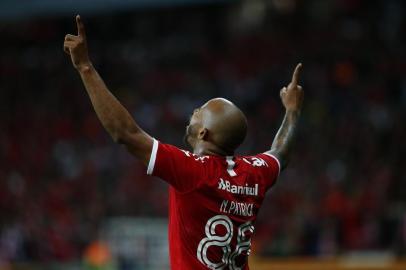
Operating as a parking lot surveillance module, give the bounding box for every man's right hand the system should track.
[267,63,304,170]
[280,63,304,113]
[64,15,91,71]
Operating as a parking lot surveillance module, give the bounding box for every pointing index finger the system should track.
[291,63,302,85]
[76,15,86,37]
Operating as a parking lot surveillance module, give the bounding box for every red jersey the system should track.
[147,139,280,270]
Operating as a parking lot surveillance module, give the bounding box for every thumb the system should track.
[280,87,287,98]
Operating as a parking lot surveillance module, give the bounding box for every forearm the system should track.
[77,63,152,161]
[269,109,300,169]
[64,17,152,164]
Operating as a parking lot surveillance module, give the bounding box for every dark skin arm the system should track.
[267,63,304,169]
[63,15,153,165]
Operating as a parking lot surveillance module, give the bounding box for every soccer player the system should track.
[64,15,304,270]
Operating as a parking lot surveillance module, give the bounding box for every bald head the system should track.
[185,98,247,155]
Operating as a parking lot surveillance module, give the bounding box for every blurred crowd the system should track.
[0,0,405,263]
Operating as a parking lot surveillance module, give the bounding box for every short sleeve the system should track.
[253,152,281,188]
[147,139,207,192]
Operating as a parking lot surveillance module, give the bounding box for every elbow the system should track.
[108,128,128,144]
[111,128,140,146]
[112,134,122,144]
[110,134,121,144]
[106,123,137,144]
[111,131,129,145]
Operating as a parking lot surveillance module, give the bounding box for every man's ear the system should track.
[198,128,209,140]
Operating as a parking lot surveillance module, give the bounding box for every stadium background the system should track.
[0,0,405,269]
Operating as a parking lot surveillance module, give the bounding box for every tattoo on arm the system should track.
[267,63,304,170]
[269,110,300,169]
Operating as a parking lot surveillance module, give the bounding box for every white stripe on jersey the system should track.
[147,138,159,175]
[226,156,237,177]
[263,152,281,177]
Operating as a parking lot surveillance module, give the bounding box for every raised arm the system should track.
[63,15,153,165]
[267,63,304,170]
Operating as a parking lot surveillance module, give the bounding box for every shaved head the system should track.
[185,98,247,155]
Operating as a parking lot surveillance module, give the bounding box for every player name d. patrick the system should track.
[217,178,259,196]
